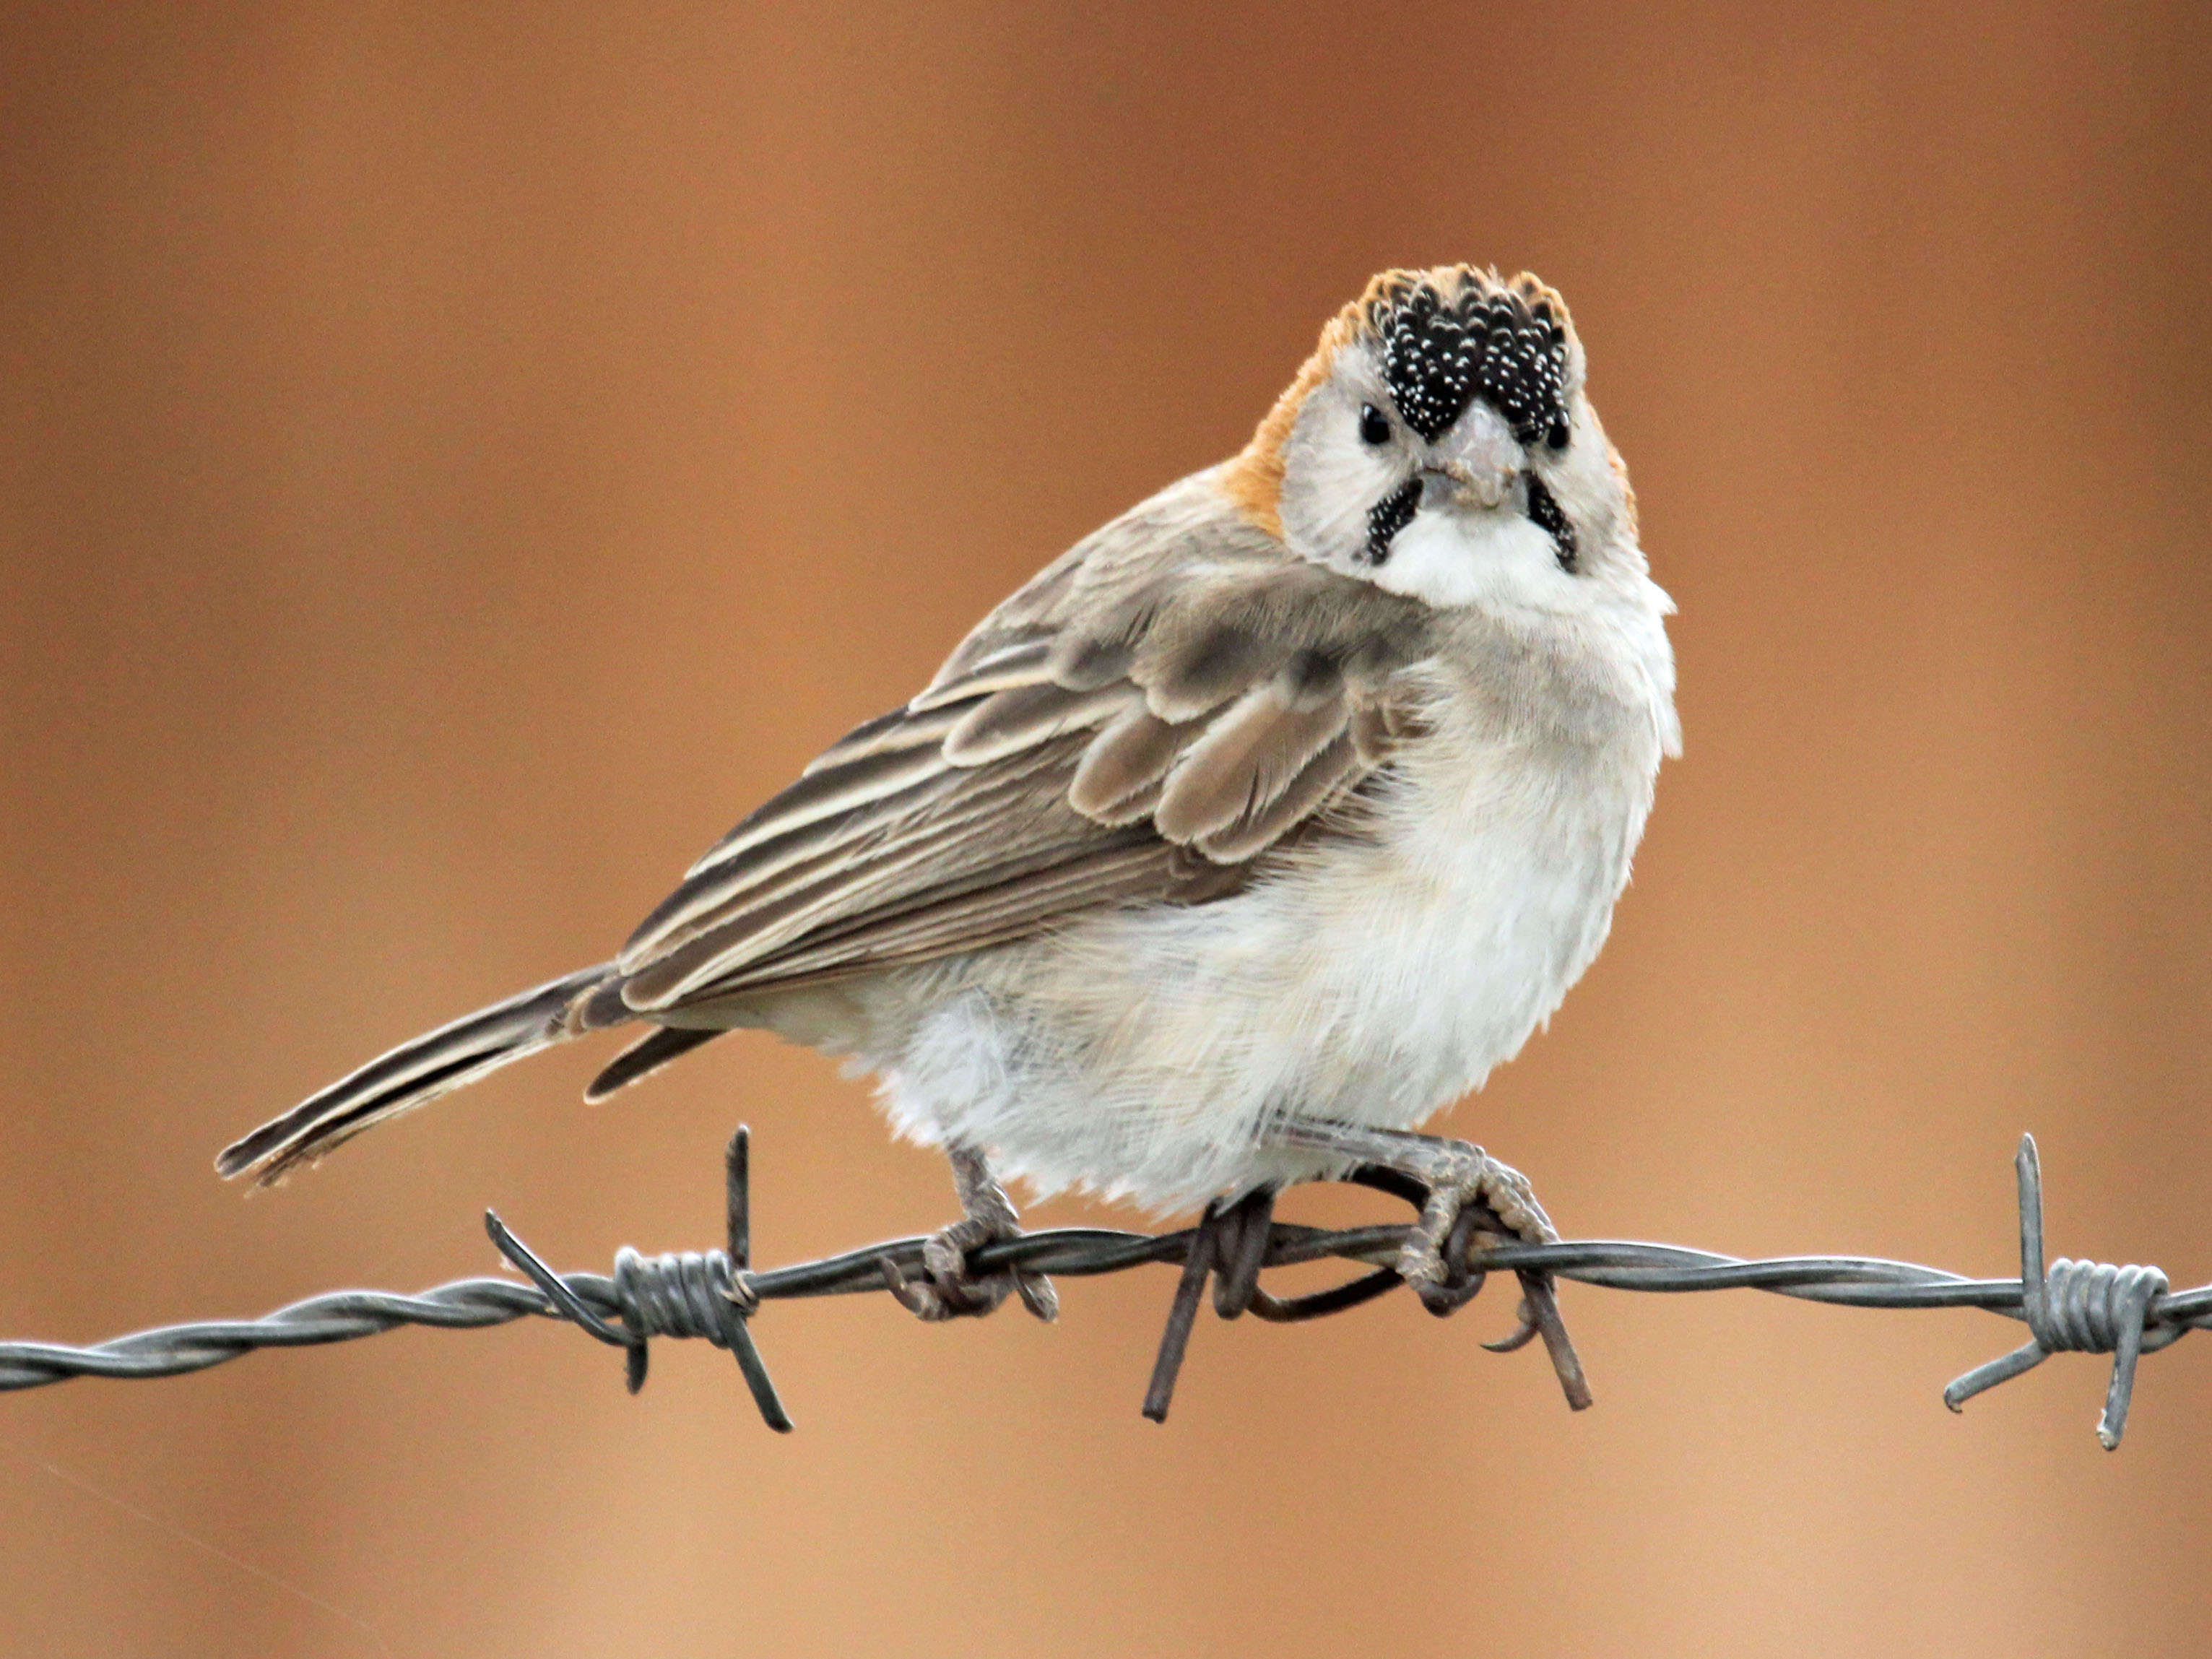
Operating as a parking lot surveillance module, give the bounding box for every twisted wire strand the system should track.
[3,1135,2204,1447]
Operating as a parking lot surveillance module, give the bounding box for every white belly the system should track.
[864,716,1661,1213]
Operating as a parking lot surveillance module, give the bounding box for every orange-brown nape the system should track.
[1221,266,1576,540]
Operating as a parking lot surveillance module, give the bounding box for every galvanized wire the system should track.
[2,1133,2203,1447]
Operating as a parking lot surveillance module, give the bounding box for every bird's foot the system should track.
[1262,1121,1557,1314]
[880,1146,1058,1323]
[1289,1124,1587,1404]
[1388,1142,1556,1315]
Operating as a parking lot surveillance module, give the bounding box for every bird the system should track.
[218,264,1679,1323]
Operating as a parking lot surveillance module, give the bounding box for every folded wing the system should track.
[601,470,1436,1024]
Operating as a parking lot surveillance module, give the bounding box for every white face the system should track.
[1274,337,1629,615]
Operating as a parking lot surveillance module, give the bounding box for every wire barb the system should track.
[482,1126,791,1431]
[1940,1134,2181,1449]
[3,1133,2204,1448]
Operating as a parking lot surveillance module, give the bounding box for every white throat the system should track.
[1366,508,1576,614]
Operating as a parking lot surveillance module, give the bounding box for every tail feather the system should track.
[584,1026,724,1102]
[216,964,613,1184]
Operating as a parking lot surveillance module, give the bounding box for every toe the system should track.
[1014,1271,1059,1322]
[880,1257,956,1321]
[1476,1161,1558,1244]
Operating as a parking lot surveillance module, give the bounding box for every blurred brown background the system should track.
[3,3,2209,1655]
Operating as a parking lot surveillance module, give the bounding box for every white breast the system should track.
[871,607,1673,1213]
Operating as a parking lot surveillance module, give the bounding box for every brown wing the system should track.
[604,469,1436,1019]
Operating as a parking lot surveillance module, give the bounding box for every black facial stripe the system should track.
[1364,478,1421,566]
[1371,280,1570,449]
[1525,472,1577,574]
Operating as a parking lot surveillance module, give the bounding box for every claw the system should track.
[1480,1297,1543,1352]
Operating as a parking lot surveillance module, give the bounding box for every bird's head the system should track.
[1225,267,1643,610]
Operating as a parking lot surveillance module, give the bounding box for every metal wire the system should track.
[3,1132,2203,1448]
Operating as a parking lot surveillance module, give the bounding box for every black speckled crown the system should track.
[1367,273,1570,450]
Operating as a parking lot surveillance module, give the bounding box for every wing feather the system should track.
[943,681,1138,767]
[681,701,977,880]
[624,758,1102,1007]
[701,839,1176,995]
[1194,730,1363,862]
[612,469,1438,1019]
[1069,705,1208,821]
[908,636,1057,712]
[1153,655,1349,846]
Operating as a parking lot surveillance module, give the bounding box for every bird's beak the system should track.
[1418,404,1524,512]
[1420,461,1516,512]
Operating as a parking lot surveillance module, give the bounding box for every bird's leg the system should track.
[881,1145,1058,1323]
[1261,1121,1558,1311]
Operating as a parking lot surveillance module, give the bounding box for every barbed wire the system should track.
[2,1132,2204,1448]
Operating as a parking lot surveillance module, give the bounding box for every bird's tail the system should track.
[215,964,614,1184]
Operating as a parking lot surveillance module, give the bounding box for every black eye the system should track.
[1358,403,1392,446]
